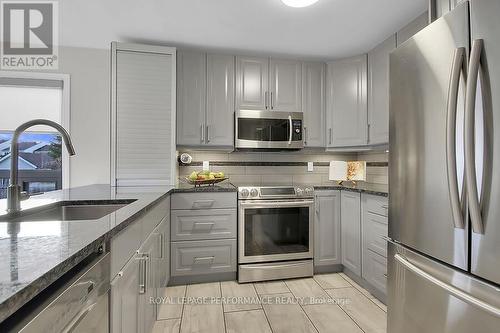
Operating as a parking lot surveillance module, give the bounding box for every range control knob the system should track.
[240,189,249,198]
[296,187,304,196]
[304,187,314,195]
[250,188,259,197]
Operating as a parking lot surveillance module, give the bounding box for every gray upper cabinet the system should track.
[326,55,368,147]
[236,56,269,110]
[177,51,235,148]
[177,51,206,146]
[314,191,341,268]
[269,58,302,112]
[236,56,302,112]
[396,12,428,46]
[206,53,235,147]
[368,35,396,145]
[302,62,325,147]
[341,191,362,276]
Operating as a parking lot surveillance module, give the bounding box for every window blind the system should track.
[114,48,175,186]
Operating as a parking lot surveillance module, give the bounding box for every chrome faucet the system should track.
[7,119,76,213]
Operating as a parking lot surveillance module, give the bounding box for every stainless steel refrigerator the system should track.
[389,0,500,331]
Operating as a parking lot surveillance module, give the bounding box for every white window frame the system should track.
[0,71,71,189]
[110,42,177,186]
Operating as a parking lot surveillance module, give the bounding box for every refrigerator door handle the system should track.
[395,254,500,318]
[446,47,466,229]
[464,39,484,234]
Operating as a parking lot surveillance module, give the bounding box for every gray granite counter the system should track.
[0,181,237,322]
[314,182,388,197]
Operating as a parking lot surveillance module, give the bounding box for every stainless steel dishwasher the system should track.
[12,251,110,333]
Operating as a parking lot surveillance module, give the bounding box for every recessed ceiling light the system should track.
[281,0,320,8]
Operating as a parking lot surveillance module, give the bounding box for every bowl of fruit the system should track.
[185,170,228,187]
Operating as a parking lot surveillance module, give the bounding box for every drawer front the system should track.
[171,209,237,241]
[171,239,237,276]
[364,249,387,295]
[141,197,170,240]
[364,211,388,257]
[171,192,236,210]
[364,194,388,217]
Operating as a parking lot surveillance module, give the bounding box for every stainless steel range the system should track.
[237,185,314,283]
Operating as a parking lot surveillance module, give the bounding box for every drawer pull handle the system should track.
[381,205,388,209]
[193,200,215,208]
[194,256,215,263]
[194,222,215,227]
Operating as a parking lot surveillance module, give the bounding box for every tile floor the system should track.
[153,272,387,333]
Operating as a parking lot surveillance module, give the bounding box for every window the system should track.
[0,72,70,199]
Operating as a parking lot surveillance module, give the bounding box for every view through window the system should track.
[0,77,66,199]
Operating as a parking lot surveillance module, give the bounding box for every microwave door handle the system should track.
[288,115,292,145]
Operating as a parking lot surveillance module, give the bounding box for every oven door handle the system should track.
[288,115,293,145]
[240,200,314,208]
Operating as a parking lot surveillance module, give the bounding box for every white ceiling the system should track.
[61,0,427,59]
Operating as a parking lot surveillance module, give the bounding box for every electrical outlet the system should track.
[307,162,314,172]
[203,161,210,171]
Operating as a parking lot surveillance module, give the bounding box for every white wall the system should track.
[58,47,111,187]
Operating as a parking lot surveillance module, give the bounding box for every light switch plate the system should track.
[203,161,210,171]
[307,162,314,172]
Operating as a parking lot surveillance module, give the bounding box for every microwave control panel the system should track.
[292,120,302,140]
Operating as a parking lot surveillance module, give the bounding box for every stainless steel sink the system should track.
[4,199,137,222]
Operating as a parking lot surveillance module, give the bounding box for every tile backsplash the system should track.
[177,150,389,186]
[357,151,389,185]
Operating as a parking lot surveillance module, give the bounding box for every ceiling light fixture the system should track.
[281,0,320,8]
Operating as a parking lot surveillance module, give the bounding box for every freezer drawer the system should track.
[388,242,500,333]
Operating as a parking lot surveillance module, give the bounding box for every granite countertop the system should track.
[0,182,237,323]
[313,182,388,197]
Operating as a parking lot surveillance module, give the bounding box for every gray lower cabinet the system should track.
[170,192,237,284]
[361,193,388,299]
[110,254,140,333]
[326,55,368,148]
[314,191,341,270]
[171,239,237,276]
[110,196,170,333]
[302,62,326,147]
[341,191,362,276]
[368,34,396,145]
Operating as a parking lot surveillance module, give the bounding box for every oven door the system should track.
[235,110,303,149]
[238,199,314,263]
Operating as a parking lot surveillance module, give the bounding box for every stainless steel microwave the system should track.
[235,110,304,150]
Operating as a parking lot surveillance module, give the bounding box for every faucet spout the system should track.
[7,119,76,213]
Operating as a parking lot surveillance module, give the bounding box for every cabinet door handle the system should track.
[159,233,164,259]
[138,255,148,294]
[265,91,268,109]
[329,128,332,145]
[206,125,210,143]
[304,126,307,145]
[367,124,371,144]
[270,92,274,109]
[200,124,205,143]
